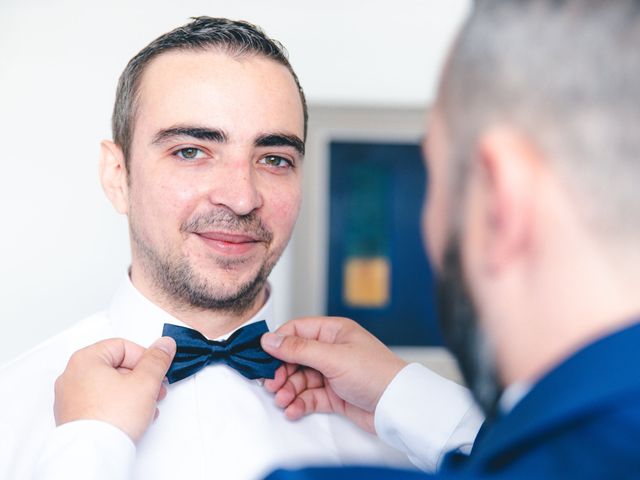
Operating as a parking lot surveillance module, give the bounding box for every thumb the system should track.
[262,333,338,376]
[133,337,176,389]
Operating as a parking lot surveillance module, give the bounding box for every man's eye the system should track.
[260,155,292,168]
[174,147,204,160]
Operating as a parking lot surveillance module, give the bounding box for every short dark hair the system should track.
[112,16,308,168]
[439,0,640,243]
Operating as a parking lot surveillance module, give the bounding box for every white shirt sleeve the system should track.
[374,362,484,472]
[33,420,136,480]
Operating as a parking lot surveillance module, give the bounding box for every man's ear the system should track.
[476,127,542,272]
[99,140,129,215]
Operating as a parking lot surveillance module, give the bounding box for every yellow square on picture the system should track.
[343,256,391,308]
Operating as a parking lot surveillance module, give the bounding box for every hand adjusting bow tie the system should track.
[162,320,282,384]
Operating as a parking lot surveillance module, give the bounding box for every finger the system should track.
[284,399,305,421]
[261,333,340,376]
[132,337,177,392]
[264,363,298,393]
[284,388,335,420]
[264,365,288,393]
[284,362,298,376]
[89,338,148,370]
[271,317,348,343]
[274,368,324,408]
[157,383,168,402]
[274,368,319,407]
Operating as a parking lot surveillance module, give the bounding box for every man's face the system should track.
[124,50,304,314]
[423,109,502,416]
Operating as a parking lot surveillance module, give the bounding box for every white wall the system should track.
[0,0,470,363]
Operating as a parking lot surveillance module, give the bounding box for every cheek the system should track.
[263,182,302,239]
[460,178,488,306]
[423,182,449,271]
[130,169,201,230]
[165,182,202,209]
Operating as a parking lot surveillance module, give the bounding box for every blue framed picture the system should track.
[327,141,442,346]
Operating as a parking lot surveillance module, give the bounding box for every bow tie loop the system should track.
[162,321,282,384]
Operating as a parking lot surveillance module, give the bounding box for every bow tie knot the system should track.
[192,342,231,363]
[208,347,229,361]
[162,321,282,384]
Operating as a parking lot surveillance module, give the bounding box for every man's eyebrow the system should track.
[255,133,305,156]
[152,126,228,145]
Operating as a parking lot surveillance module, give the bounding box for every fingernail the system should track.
[151,337,176,355]
[262,332,284,349]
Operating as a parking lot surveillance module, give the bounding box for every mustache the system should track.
[181,209,273,243]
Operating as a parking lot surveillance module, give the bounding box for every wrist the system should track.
[372,357,409,412]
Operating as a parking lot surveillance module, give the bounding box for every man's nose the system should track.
[207,157,263,216]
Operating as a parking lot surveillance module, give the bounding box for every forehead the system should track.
[133,49,304,141]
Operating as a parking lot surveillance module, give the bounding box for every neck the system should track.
[496,238,640,387]
[129,268,268,339]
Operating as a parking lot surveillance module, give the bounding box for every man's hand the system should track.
[261,317,407,434]
[54,337,176,443]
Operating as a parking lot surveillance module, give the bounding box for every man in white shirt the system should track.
[0,16,481,480]
[47,1,640,478]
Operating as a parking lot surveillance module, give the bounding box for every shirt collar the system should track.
[499,381,532,414]
[107,273,276,347]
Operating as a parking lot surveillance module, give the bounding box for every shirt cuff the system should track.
[374,362,484,472]
[34,420,135,480]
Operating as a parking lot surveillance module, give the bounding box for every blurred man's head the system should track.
[424,0,640,414]
[100,18,306,319]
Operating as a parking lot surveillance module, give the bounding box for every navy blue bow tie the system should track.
[162,321,282,384]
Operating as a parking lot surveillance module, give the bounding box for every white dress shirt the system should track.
[499,382,531,414]
[1,276,483,479]
[31,363,484,480]
[373,373,529,472]
[0,276,414,480]
[375,363,484,471]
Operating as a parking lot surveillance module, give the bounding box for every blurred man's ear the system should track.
[476,127,542,273]
[99,140,129,215]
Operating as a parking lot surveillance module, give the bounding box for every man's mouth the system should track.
[194,231,262,256]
